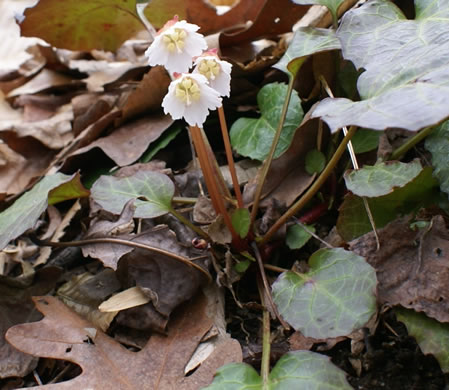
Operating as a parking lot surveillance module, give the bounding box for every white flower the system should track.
[162,73,222,127]
[193,52,232,97]
[145,16,207,73]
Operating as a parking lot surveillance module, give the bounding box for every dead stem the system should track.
[251,242,290,330]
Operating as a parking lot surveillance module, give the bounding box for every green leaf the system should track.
[337,167,439,241]
[351,129,381,154]
[140,123,182,163]
[231,208,251,239]
[425,120,449,198]
[48,172,90,205]
[286,224,315,250]
[0,173,75,250]
[272,248,377,338]
[312,0,449,132]
[291,0,346,26]
[305,149,325,175]
[274,27,341,77]
[344,160,423,197]
[230,83,303,161]
[91,171,174,218]
[21,0,144,51]
[396,308,449,373]
[203,350,352,389]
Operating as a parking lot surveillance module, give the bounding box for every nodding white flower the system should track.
[193,51,232,97]
[162,73,222,127]
[145,16,207,73]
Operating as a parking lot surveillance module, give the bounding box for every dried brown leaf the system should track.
[70,114,173,167]
[350,215,449,323]
[6,293,241,389]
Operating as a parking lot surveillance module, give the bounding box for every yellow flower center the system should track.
[162,28,187,53]
[197,59,220,81]
[175,77,201,105]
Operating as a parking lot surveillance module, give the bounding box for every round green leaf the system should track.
[350,128,381,154]
[305,149,326,175]
[91,171,174,218]
[312,0,449,132]
[272,248,377,338]
[396,308,449,373]
[231,208,251,239]
[0,173,75,250]
[21,0,144,51]
[286,224,314,250]
[337,167,439,241]
[344,160,423,198]
[230,83,303,161]
[203,350,352,389]
[274,27,341,77]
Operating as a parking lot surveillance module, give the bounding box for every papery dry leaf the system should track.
[6,292,241,389]
[70,114,173,167]
[82,199,136,266]
[350,215,449,323]
[220,0,310,47]
[0,267,61,379]
[69,60,139,92]
[0,103,74,150]
[0,0,47,75]
[57,269,121,331]
[8,69,83,98]
[120,66,171,122]
[114,226,209,332]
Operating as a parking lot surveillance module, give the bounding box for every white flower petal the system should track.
[183,102,211,126]
[161,73,222,127]
[144,19,207,74]
[193,56,232,97]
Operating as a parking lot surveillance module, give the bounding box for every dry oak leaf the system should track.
[6,293,241,389]
[350,215,449,323]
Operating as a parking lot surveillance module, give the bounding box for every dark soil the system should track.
[229,295,448,390]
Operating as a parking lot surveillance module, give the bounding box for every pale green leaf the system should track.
[91,171,174,218]
[396,307,449,373]
[337,167,439,241]
[0,173,74,250]
[272,248,377,338]
[305,149,326,175]
[351,129,381,154]
[286,224,315,250]
[21,0,144,51]
[274,27,340,77]
[312,0,449,132]
[291,0,346,26]
[203,350,351,389]
[344,160,422,197]
[231,208,251,239]
[230,83,303,161]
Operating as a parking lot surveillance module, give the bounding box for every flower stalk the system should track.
[260,125,358,245]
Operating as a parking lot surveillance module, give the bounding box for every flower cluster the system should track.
[144,17,232,127]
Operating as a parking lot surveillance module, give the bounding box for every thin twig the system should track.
[250,76,296,226]
[260,126,358,245]
[30,235,212,282]
[320,76,380,250]
[251,242,289,329]
[257,276,271,389]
